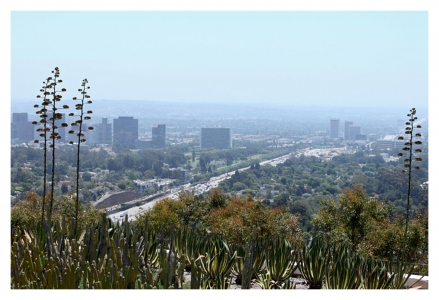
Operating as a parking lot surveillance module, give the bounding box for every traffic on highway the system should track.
[108,153,291,222]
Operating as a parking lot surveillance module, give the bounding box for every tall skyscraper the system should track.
[11,113,34,142]
[349,125,361,141]
[28,111,66,144]
[85,117,112,145]
[12,113,28,123]
[330,118,340,139]
[200,128,232,149]
[113,116,138,148]
[344,121,354,140]
[98,118,112,145]
[55,113,67,143]
[152,124,166,149]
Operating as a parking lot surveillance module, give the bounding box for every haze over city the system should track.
[11,10,428,109]
[5,1,439,293]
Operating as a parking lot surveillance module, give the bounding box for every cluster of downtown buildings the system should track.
[11,113,233,150]
[329,118,406,150]
[329,118,366,141]
[11,111,410,152]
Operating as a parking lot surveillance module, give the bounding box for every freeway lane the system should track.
[108,153,292,222]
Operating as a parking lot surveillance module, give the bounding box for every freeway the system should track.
[108,153,292,222]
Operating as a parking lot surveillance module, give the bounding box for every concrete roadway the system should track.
[108,153,291,222]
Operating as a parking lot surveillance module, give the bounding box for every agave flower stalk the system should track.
[33,81,50,225]
[69,78,93,236]
[397,108,423,261]
[33,67,68,223]
[47,67,68,218]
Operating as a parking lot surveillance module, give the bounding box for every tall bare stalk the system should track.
[69,78,93,236]
[397,108,423,261]
[33,67,69,224]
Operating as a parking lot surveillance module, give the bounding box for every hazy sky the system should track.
[11,10,428,108]
[3,3,439,296]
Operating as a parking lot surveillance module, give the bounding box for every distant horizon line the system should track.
[10,98,428,109]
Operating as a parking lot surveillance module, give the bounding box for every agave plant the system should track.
[231,227,257,288]
[153,225,178,289]
[172,227,193,287]
[254,272,272,289]
[174,227,206,289]
[251,239,266,278]
[358,258,395,289]
[298,237,331,289]
[388,260,423,289]
[254,237,297,289]
[194,238,236,289]
[323,244,362,289]
[231,243,246,286]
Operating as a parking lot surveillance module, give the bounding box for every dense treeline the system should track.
[11,146,186,199]
[12,145,428,236]
[11,186,427,271]
[10,144,289,201]
[135,189,304,248]
[217,151,427,232]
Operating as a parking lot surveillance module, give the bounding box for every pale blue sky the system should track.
[3,3,439,298]
[11,11,428,107]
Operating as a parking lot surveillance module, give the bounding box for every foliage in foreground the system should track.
[311,185,428,264]
[11,192,101,234]
[11,213,423,289]
[134,189,304,248]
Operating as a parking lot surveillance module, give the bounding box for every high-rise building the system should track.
[55,113,67,143]
[11,113,34,142]
[374,136,405,150]
[330,118,340,139]
[12,113,28,123]
[349,125,361,141]
[113,116,138,148]
[152,124,166,149]
[28,112,67,144]
[97,118,112,145]
[200,128,232,149]
[344,121,353,140]
[84,118,112,145]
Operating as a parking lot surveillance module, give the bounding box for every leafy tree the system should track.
[108,158,123,172]
[139,198,184,236]
[206,194,304,247]
[207,188,229,210]
[311,198,349,246]
[11,192,101,233]
[61,183,69,194]
[117,181,126,190]
[338,185,391,252]
[289,200,312,230]
[175,192,208,229]
[232,182,247,191]
[82,172,92,182]
[273,192,289,207]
